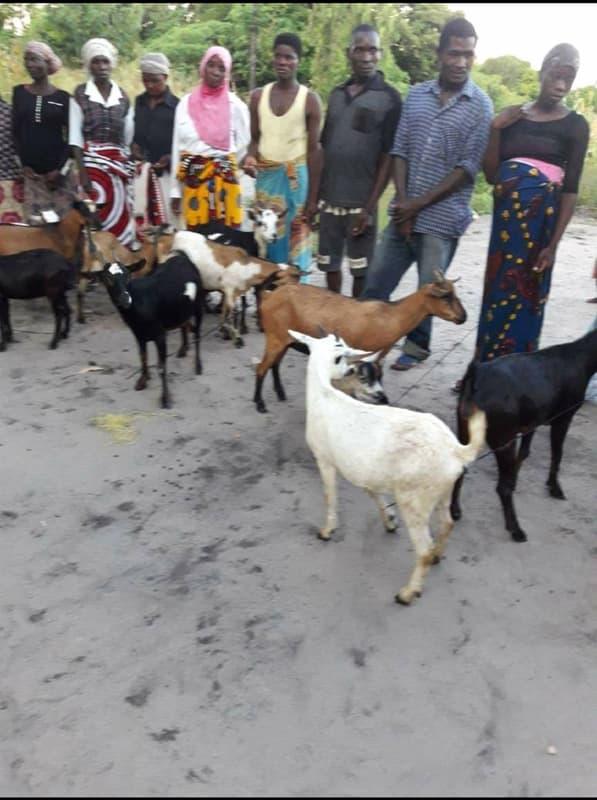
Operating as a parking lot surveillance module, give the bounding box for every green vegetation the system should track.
[1,2,596,212]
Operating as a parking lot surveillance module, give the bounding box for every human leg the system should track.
[360,223,415,301]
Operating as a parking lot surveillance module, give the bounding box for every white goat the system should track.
[289,330,487,606]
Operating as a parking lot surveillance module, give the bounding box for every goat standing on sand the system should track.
[254,271,467,412]
[451,329,597,542]
[0,249,72,350]
[98,253,204,408]
[289,330,487,605]
[171,229,300,347]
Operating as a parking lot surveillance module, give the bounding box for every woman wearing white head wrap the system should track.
[12,41,76,224]
[132,52,179,229]
[69,38,139,247]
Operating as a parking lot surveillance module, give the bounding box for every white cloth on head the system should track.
[139,52,170,76]
[81,38,118,69]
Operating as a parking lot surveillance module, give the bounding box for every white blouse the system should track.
[170,91,250,199]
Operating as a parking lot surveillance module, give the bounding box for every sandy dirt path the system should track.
[1,213,596,797]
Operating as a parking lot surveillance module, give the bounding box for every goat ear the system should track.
[360,350,383,363]
[317,324,329,339]
[247,208,256,221]
[288,328,311,347]
[128,259,147,274]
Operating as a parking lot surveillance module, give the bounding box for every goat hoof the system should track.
[450,503,462,521]
[0,344,6,352]
[176,348,187,358]
[548,483,566,500]
[256,402,267,413]
[135,378,148,391]
[511,529,528,543]
[240,324,248,335]
[77,316,86,324]
[318,531,332,541]
[395,588,420,606]
[195,364,203,375]
[235,338,244,348]
[385,520,397,533]
[49,342,58,350]
[161,398,171,409]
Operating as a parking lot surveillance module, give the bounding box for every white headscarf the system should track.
[81,38,118,70]
[139,52,170,76]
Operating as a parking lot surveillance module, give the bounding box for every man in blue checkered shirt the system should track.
[361,17,493,371]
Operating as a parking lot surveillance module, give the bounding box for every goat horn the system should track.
[316,324,328,338]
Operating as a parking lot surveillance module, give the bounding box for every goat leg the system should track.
[396,509,435,605]
[366,490,397,532]
[450,405,470,520]
[155,334,170,408]
[495,441,527,542]
[135,341,150,391]
[316,458,338,540]
[77,274,88,324]
[61,295,71,339]
[194,301,202,375]
[0,296,8,351]
[49,295,62,349]
[240,295,248,335]
[272,361,286,402]
[547,414,574,499]
[177,323,189,358]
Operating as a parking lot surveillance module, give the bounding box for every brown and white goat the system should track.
[253,272,467,412]
[170,230,301,347]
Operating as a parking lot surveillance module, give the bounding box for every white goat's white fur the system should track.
[289,330,487,606]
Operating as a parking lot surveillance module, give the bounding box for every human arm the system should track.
[483,105,526,184]
[243,88,262,177]
[68,97,91,192]
[534,115,590,273]
[233,95,251,164]
[169,98,184,216]
[304,90,323,225]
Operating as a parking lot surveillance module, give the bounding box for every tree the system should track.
[479,55,538,101]
[27,3,145,65]
[392,3,459,84]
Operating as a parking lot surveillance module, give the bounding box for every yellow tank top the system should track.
[258,82,308,163]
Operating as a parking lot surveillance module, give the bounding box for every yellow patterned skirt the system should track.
[176,152,241,229]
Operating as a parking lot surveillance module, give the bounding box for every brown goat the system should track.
[253,272,467,412]
[0,201,96,262]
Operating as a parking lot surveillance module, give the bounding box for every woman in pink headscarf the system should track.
[170,45,250,233]
[12,41,77,224]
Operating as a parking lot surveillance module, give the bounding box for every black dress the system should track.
[11,84,70,174]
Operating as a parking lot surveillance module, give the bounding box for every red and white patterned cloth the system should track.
[83,142,136,245]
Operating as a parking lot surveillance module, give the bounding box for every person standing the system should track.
[361,17,493,370]
[69,38,138,247]
[0,95,23,224]
[170,46,249,235]
[314,24,401,297]
[244,33,322,281]
[12,41,75,224]
[472,43,589,364]
[132,52,179,231]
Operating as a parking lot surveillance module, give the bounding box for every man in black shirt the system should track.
[132,52,179,228]
[314,24,401,297]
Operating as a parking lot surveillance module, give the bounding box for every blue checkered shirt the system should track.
[391,78,493,238]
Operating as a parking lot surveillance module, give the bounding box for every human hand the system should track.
[491,104,527,131]
[243,155,258,178]
[392,198,422,224]
[23,166,37,180]
[396,218,413,240]
[350,210,372,237]
[171,198,181,217]
[304,201,319,229]
[44,169,62,189]
[153,155,170,176]
[533,245,556,274]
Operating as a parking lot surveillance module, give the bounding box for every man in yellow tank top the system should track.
[244,33,322,281]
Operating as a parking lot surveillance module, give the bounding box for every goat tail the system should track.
[457,406,487,466]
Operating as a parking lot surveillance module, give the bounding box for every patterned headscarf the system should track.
[81,38,118,70]
[541,43,580,74]
[24,41,62,75]
[139,52,170,76]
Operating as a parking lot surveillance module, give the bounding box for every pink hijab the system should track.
[188,46,232,152]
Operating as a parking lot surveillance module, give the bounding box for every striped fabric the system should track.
[391,78,493,238]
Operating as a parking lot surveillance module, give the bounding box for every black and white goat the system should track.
[98,253,204,408]
[451,329,597,542]
[0,249,73,350]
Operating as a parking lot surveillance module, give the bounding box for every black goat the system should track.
[0,249,73,350]
[451,329,597,542]
[98,253,204,408]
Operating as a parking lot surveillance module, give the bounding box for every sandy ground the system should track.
[0,213,596,798]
